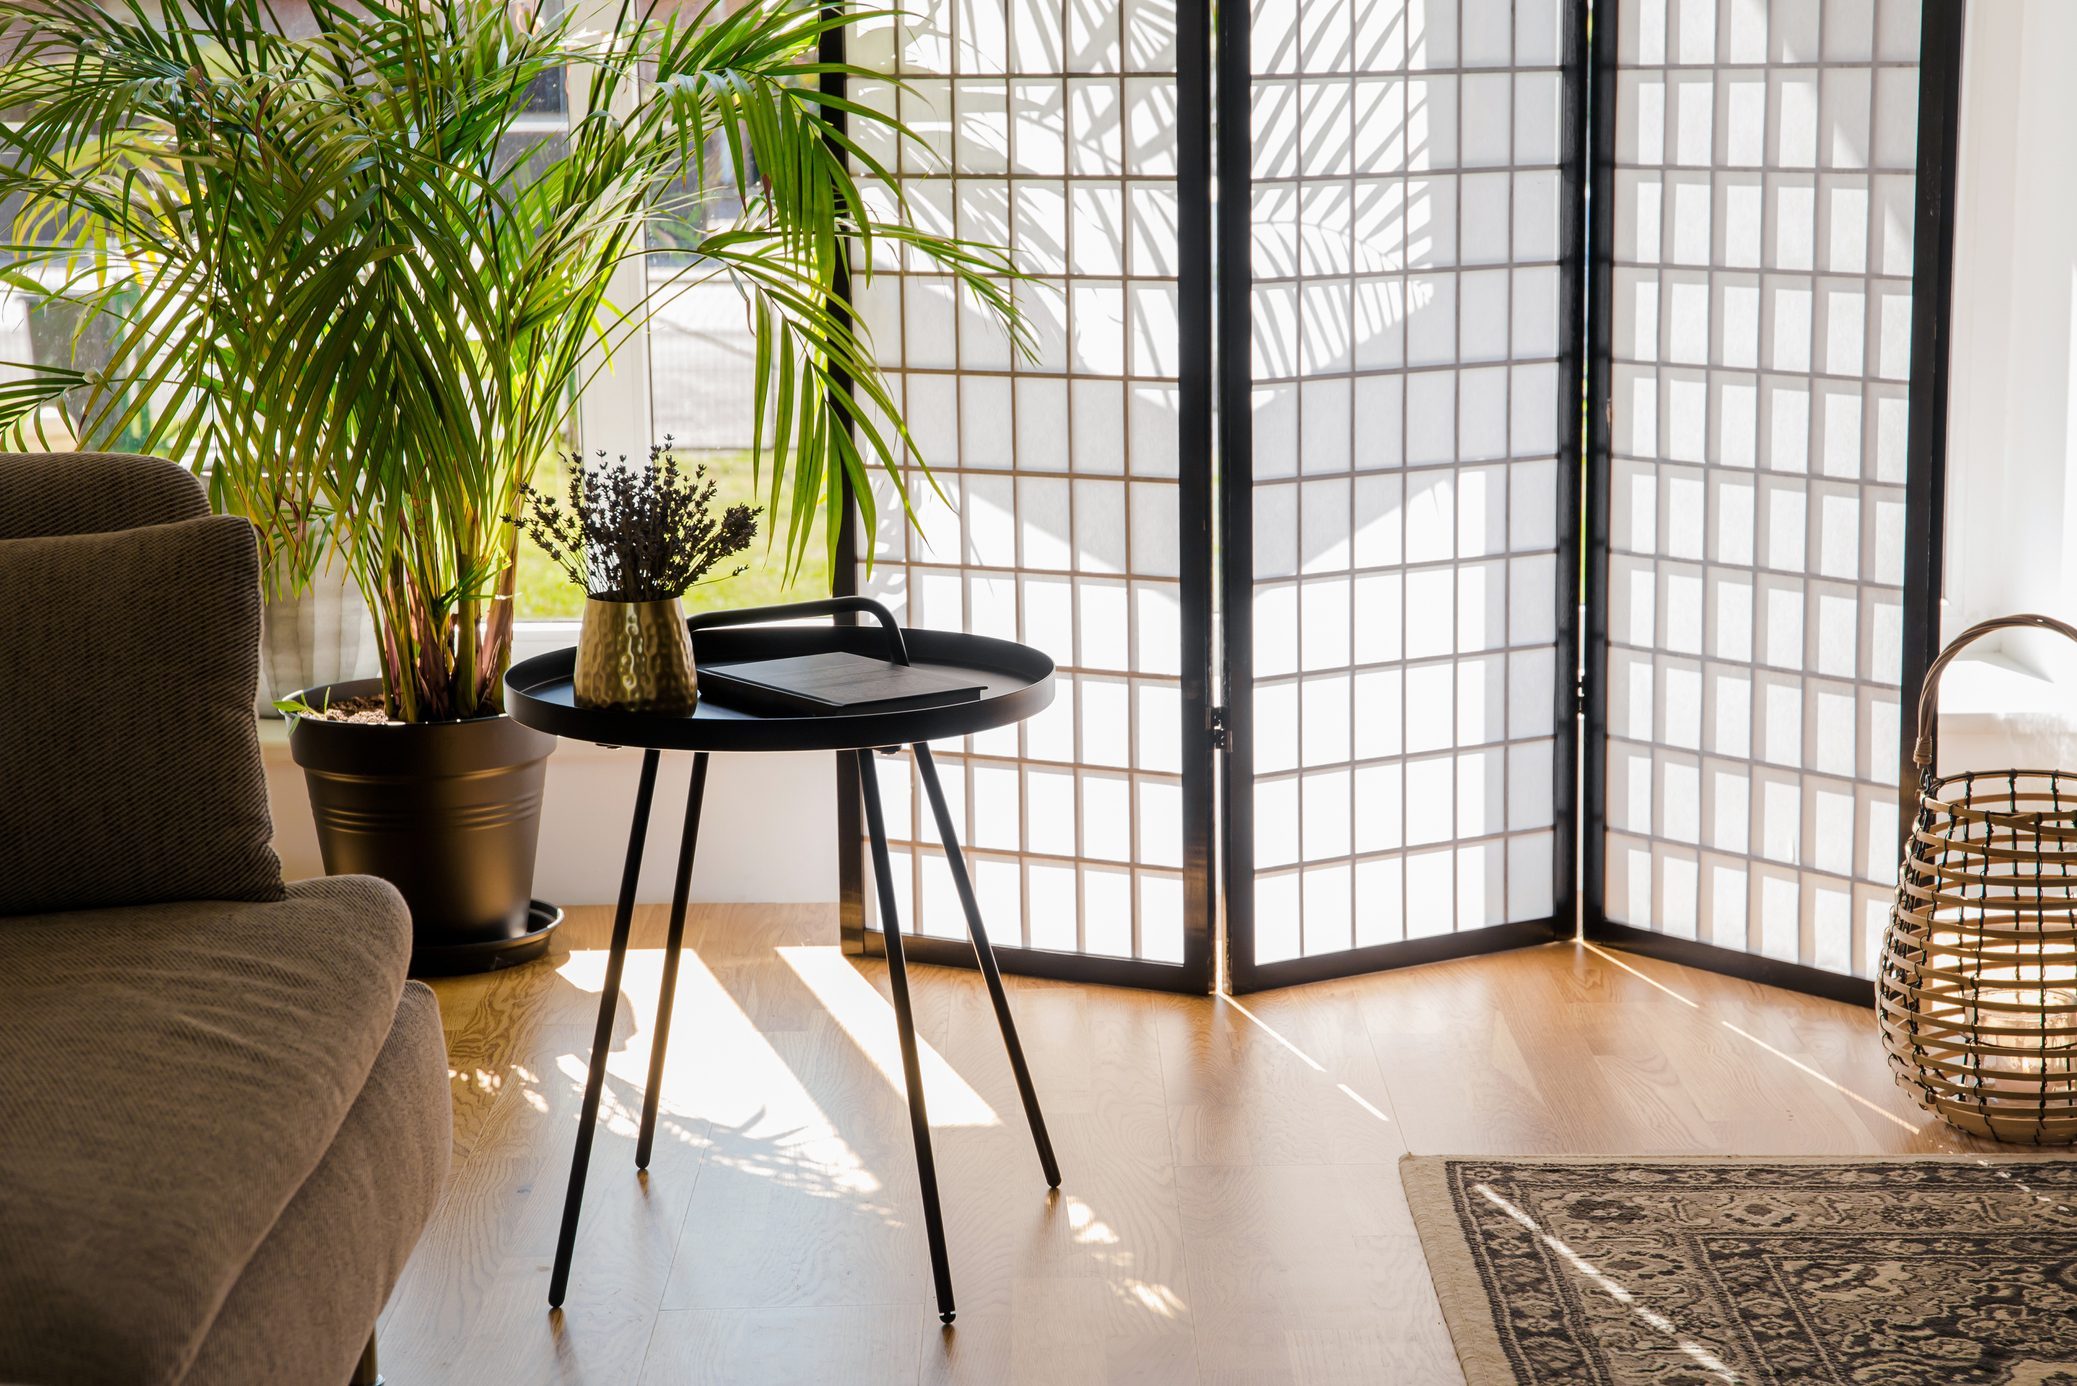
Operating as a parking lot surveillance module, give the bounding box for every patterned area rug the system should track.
[1402,1156,2077,1385]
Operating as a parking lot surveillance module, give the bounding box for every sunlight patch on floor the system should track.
[1715,1020,1923,1135]
[1124,1279,1189,1319]
[1474,1182,1740,1383]
[1220,995,1324,1072]
[1580,943,1702,1010]
[1977,1159,2075,1214]
[555,944,882,1193]
[1063,1197,1191,1319]
[777,946,1000,1128]
[1220,994,1394,1124]
[1066,1195,1119,1246]
[547,941,1191,1320]
[1335,1082,1392,1121]
[1579,942,1925,1135]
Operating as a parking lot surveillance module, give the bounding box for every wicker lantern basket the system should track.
[1880,613,2077,1143]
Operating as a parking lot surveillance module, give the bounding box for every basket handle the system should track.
[1913,613,2077,768]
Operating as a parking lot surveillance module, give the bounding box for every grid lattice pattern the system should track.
[847,0,1189,962]
[1602,0,1921,978]
[1246,0,1571,965]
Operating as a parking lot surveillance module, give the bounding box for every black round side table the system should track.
[504,597,1061,1324]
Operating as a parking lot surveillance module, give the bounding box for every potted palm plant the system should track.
[0,0,1024,971]
[0,35,374,713]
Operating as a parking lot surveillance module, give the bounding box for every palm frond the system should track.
[0,0,1029,719]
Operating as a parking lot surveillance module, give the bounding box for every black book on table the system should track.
[696,651,984,716]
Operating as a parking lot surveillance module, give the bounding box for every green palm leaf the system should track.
[0,0,1029,720]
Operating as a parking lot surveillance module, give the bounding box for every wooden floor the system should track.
[378,905,1993,1385]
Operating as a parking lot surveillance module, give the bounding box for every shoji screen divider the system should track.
[836,0,1217,991]
[1582,0,1963,1004]
[1221,0,1590,993]
[822,0,1961,1003]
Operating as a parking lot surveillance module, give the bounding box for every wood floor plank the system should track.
[1153,991,1407,1167]
[433,948,568,1164]
[913,1282,1200,1386]
[1174,1163,1416,1313]
[379,1020,701,1385]
[641,1306,923,1385]
[380,908,2005,1386]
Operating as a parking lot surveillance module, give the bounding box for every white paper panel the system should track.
[1249,0,1572,966]
[1604,0,1918,979]
[850,0,1187,962]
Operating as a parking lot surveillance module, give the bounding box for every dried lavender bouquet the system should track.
[513,442,760,600]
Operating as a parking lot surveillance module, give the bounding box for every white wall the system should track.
[1934,0,2077,771]
[264,732,839,906]
[1944,1,2077,640]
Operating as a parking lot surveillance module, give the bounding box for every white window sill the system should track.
[257,713,672,766]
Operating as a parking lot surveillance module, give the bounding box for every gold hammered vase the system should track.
[573,596,697,714]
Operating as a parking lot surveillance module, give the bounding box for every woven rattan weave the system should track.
[1881,614,2077,1143]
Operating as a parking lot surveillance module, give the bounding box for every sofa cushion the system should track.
[0,452,210,539]
[0,876,414,1386]
[0,513,283,915]
[180,982,450,1386]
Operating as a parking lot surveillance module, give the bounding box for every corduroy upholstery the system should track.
[0,453,450,1386]
[0,880,415,1385]
[178,982,449,1386]
[0,514,284,914]
[0,451,210,539]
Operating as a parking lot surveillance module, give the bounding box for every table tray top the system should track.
[504,623,1054,753]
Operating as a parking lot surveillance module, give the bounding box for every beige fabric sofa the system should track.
[0,455,450,1385]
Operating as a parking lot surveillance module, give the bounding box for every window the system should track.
[525,0,827,621]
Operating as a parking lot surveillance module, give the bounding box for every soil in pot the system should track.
[298,694,390,723]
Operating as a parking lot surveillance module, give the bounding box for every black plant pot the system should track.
[288,678,560,976]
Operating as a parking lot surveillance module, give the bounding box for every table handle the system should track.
[684,596,911,665]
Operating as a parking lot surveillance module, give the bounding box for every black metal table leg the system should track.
[856,749,957,1324]
[912,743,1061,1189]
[638,751,709,1170]
[549,747,661,1309]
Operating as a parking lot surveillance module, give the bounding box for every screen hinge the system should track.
[1209,705,1229,750]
